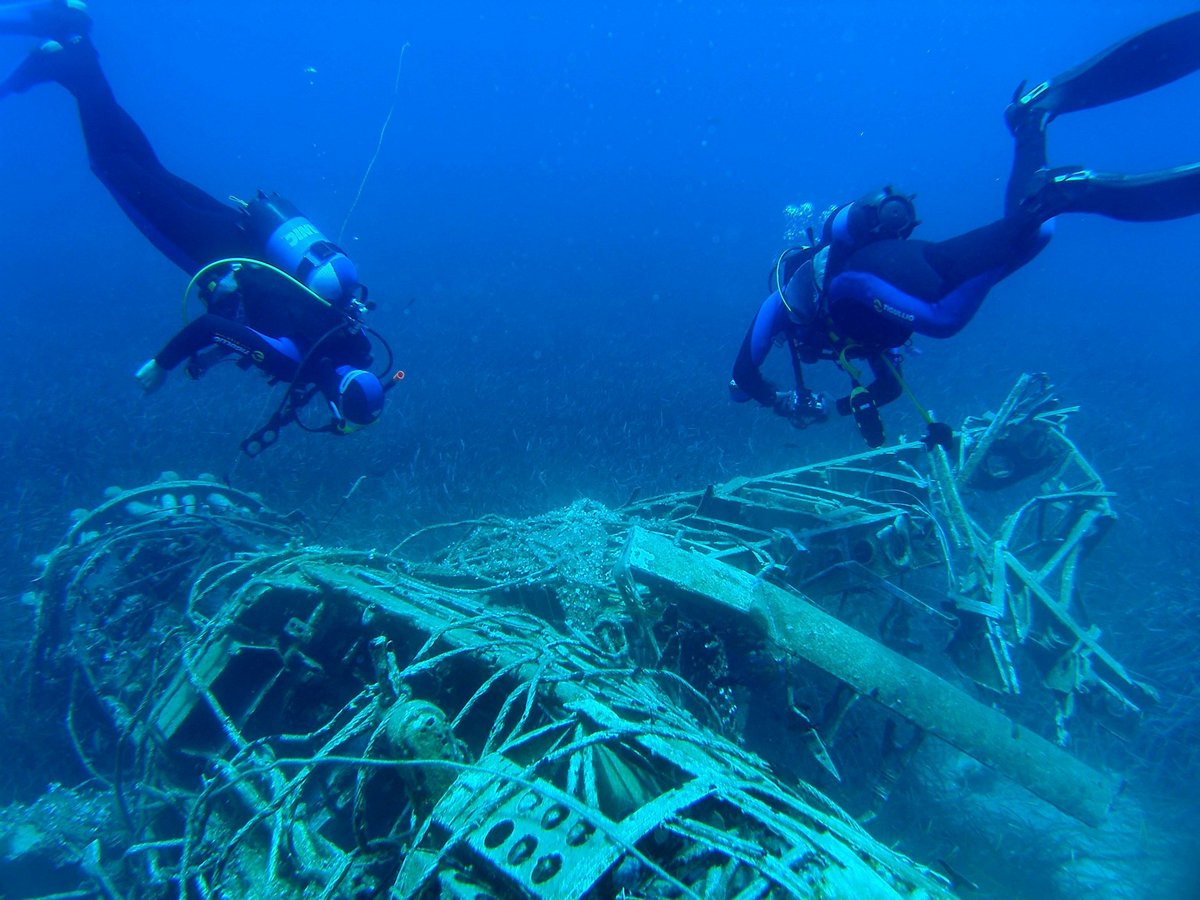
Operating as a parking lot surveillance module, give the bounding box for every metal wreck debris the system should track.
[2,375,1147,897]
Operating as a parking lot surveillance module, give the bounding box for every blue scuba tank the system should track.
[243,191,360,305]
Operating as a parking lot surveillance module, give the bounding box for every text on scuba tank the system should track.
[284,222,319,248]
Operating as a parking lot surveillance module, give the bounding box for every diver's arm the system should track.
[320,325,374,371]
[153,314,300,380]
[730,292,788,406]
[153,315,223,369]
[731,328,777,406]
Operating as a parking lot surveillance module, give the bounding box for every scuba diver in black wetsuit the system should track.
[731,10,1200,450]
[0,1,398,455]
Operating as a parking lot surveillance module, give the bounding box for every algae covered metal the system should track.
[1,376,1145,897]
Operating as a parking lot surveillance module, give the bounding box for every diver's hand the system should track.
[135,359,167,394]
[773,390,829,428]
[845,386,885,448]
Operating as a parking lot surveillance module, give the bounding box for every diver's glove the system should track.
[837,386,885,448]
[773,390,830,429]
[185,347,230,380]
[135,358,167,394]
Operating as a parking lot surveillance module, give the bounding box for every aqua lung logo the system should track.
[284,222,319,248]
[873,297,915,323]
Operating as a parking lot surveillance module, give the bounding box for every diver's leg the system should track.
[839,215,1047,307]
[70,51,247,270]
[1004,101,1048,216]
[0,0,88,38]
[825,222,1045,342]
[1024,164,1200,223]
[1008,11,1200,125]
[2,36,248,271]
[925,216,1048,287]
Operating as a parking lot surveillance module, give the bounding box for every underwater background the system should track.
[0,1,1197,896]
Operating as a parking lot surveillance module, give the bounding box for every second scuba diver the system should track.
[0,1,396,455]
[731,10,1200,449]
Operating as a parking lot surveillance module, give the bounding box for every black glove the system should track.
[921,421,955,452]
[185,346,232,380]
[773,390,830,429]
[847,386,885,448]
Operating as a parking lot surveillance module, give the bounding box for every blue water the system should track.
[1,2,1198,895]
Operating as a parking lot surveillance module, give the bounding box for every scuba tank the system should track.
[829,186,919,246]
[242,191,361,306]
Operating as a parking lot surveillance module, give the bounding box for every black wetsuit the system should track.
[733,10,1200,420]
[17,35,372,399]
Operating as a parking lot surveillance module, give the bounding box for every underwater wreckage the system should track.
[1,374,1153,898]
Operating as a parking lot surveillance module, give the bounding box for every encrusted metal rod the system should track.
[451,657,540,734]
[622,528,1123,827]
[62,480,274,545]
[928,444,979,554]
[956,373,1040,487]
[1003,552,1142,693]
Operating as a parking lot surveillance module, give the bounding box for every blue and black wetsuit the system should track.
[733,10,1200,432]
[0,30,375,403]
[69,40,370,373]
